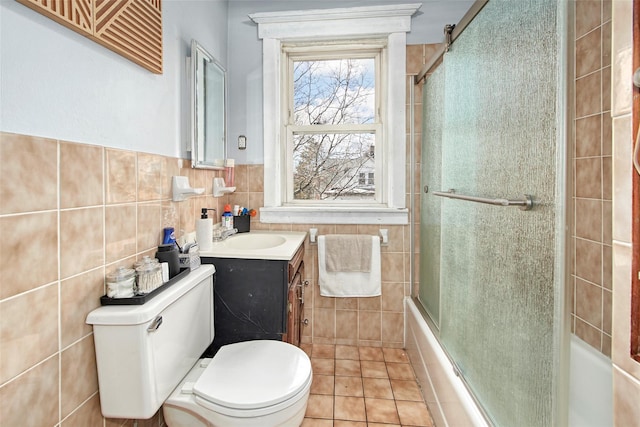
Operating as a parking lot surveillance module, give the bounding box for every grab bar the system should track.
[432,189,533,211]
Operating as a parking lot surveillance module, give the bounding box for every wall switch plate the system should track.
[238,135,247,150]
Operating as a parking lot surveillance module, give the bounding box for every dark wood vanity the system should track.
[201,239,306,353]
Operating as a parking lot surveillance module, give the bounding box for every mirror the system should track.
[190,40,226,169]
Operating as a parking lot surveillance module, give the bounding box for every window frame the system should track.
[250,4,419,224]
[284,44,385,206]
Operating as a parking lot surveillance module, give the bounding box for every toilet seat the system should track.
[193,340,312,417]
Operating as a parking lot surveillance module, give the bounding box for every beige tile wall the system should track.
[572,0,613,356]
[0,131,228,426]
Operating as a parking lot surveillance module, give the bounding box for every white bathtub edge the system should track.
[405,297,489,427]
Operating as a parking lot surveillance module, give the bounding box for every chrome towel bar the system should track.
[432,189,533,211]
[308,229,389,246]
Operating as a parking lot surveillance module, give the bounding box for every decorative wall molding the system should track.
[16,0,163,74]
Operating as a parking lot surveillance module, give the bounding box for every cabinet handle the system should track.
[301,318,309,325]
[303,280,309,286]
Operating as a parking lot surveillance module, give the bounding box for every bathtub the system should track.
[405,298,613,427]
[568,334,613,427]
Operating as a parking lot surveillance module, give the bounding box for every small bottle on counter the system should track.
[162,227,176,245]
[222,204,233,229]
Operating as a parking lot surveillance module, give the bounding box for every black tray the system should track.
[100,268,191,306]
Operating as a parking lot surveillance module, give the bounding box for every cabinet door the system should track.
[207,257,287,351]
[286,271,302,346]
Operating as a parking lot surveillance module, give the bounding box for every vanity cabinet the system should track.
[202,244,305,353]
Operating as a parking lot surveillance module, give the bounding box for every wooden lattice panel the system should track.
[17,0,93,35]
[16,0,163,74]
[94,0,162,74]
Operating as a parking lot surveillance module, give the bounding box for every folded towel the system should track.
[318,235,381,297]
[324,234,372,273]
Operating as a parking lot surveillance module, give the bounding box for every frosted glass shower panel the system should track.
[420,0,564,426]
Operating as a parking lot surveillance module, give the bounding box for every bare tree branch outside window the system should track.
[292,58,377,201]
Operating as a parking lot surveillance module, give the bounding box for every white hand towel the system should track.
[318,235,381,297]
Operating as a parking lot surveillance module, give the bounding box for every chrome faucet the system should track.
[212,227,238,242]
[221,228,238,239]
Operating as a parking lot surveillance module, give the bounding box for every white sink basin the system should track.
[201,231,307,260]
[225,233,286,250]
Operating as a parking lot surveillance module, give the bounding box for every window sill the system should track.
[260,206,409,225]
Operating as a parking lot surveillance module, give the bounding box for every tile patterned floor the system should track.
[300,344,434,427]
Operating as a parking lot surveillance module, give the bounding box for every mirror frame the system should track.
[190,39,227,169]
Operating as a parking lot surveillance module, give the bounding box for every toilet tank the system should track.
[86,265,215,419]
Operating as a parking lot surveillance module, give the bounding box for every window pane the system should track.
[293,58,375,125]
[293,132,375,201]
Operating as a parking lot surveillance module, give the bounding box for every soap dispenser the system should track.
[196,208,214,251]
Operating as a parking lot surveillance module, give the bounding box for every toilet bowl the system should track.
[86,265,312,426]
[164,340,312,427]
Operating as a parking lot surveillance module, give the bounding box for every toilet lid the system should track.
[193,340,312,411]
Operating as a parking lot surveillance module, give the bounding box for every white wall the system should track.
[1,0,471,161]
[0,0,228,158]
[225,0,473,164]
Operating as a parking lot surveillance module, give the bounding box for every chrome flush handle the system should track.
[147,316,163,332]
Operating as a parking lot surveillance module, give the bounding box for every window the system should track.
[286,46,381,203]
[250,4,418,224]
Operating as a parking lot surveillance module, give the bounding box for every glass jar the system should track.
[106,266,136,298]
[135,257,163,294]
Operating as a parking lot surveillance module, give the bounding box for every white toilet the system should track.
[86,265,312,427]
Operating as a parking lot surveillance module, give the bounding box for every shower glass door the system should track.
[419,1,568,425]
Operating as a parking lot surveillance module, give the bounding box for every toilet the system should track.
[86,264,312,427]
